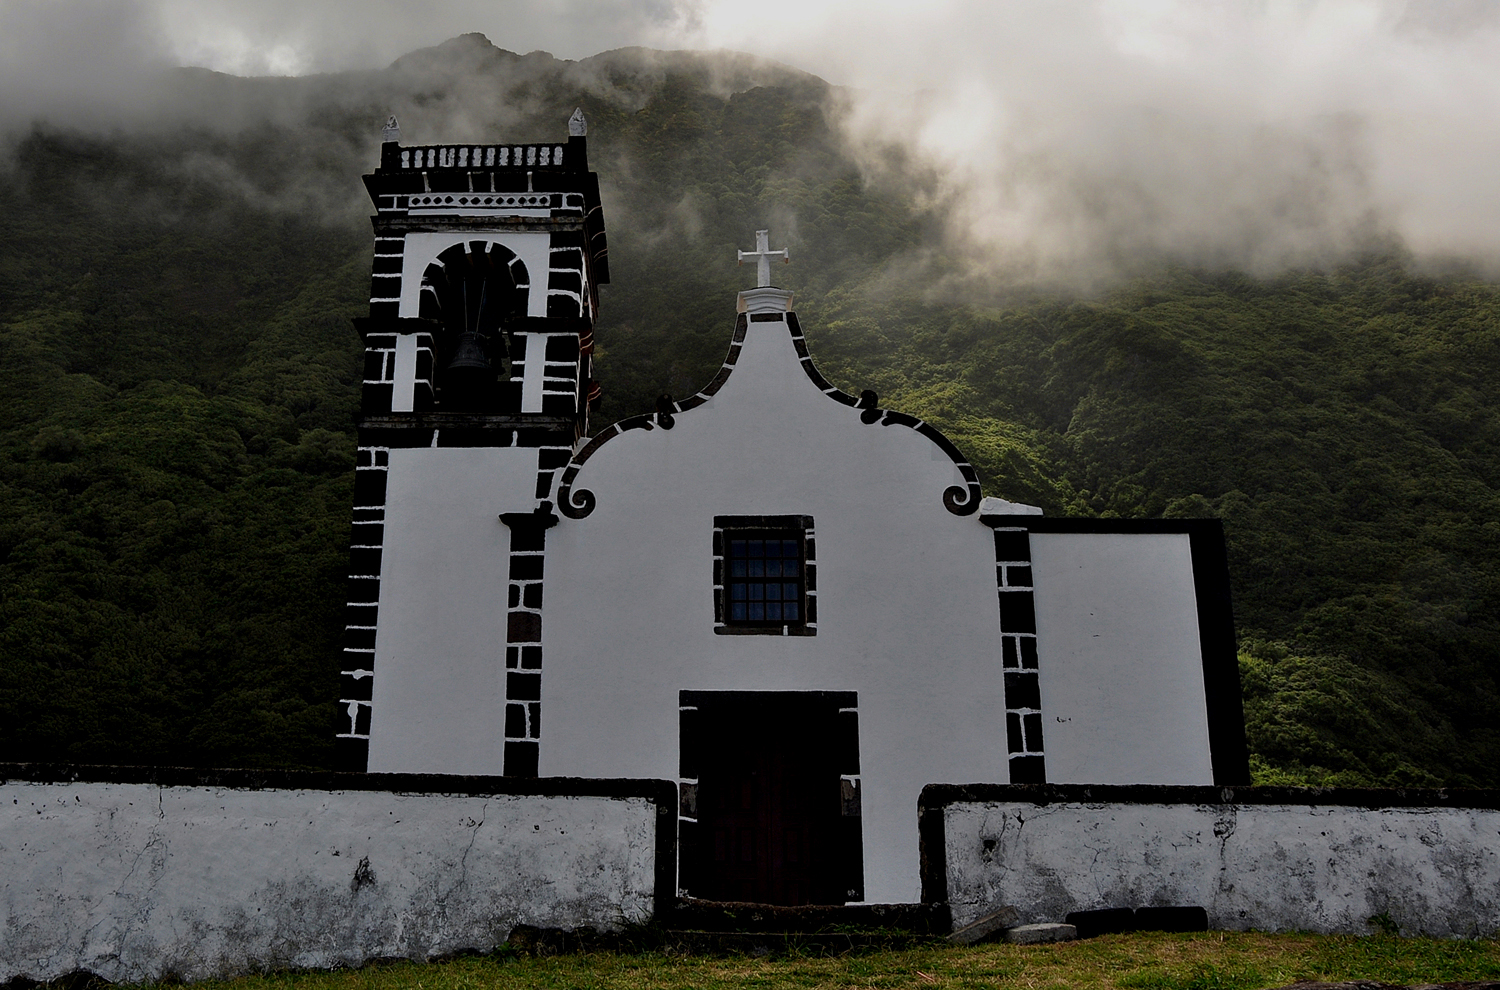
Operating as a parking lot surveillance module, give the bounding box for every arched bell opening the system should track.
[419,240,530,411]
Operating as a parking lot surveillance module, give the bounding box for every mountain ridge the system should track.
[0,40,1496,785]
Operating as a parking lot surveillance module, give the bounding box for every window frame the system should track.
[713,515,816,636]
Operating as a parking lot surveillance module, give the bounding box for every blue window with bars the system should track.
[715,515,813,634]
[727,536,803,624]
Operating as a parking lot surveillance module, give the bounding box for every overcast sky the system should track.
[4,0,1500,279]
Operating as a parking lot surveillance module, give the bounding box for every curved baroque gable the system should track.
[555,311,982,519]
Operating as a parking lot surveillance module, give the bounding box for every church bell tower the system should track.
[335,110,608,774]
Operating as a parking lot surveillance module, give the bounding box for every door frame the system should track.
[677,690,864,904]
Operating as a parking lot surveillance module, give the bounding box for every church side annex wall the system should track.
[0,766,674,985]
[925,784,1500,938]
[1027,531,1214,784]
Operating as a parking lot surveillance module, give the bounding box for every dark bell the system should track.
[443,332,493,410]
[447,331,492,372]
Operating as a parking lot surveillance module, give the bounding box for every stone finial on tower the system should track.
[568,108,587,137]
[382,115,401,145]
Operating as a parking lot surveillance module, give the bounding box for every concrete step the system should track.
[663,899,952,934]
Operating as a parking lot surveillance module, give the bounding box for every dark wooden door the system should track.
[683,693,855,905]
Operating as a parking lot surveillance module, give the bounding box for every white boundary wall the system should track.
[1,772,667,984]
[935,786,1500,938]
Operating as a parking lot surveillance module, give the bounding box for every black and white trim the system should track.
[335,446,391,770]
[546,230,590,320]
[498,504,559,777]
[537,332,585,416]
[395,143,567,171]
[368,235,406,320]
[418,241,530,325]
[783,312,982,516]
[712,515,817,636]
[988,526,1045,783]
[355,415,580,450]
[556,309,983,520]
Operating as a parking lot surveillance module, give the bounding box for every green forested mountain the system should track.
[1,35,1497,784]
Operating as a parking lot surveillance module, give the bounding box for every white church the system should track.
[336,112,1249,907]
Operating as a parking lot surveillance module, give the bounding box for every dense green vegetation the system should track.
[1,35,1497,784]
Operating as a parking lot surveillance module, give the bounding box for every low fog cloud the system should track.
[0,0,695,132]
[0,1,171,130]
[5,0,1500,282]
[688,0,1500,282]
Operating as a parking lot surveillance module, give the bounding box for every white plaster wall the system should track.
[0,780,657,984]
[541,314,1010,904]
[399,233,551,319]
[1029,532,1213,784]
[391,334,419,412]
[367,447,540,774]
[360,302,1230,902]
[944,799,1500,937]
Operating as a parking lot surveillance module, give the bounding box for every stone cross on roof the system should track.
[738,229,789,287]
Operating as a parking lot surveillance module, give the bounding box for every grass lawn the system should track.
[177,931,1500,990]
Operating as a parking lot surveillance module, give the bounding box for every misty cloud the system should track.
[5,0,1500,281]
[791,1,1500,283]
[0,1,172,131]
